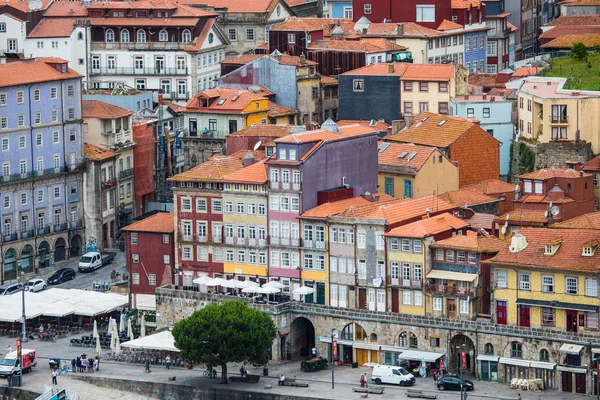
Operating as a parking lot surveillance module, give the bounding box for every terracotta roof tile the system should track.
[378,142,436,172]
[387,111,492,148]
[183,18,215,52]
[582,155,600,172]
[385,212,468,238]
[121,212,174,233]
[343,63,457,82]
[451,0,482,9]
[488,227,600,271]
[308,38,406,53]
[334,194,456,224]
[463,212,495,231]
[268,101,295,118]
[179,0,275,13]
[89,17,199,27]
[437,19,463,31]
[548,15,600,26]
[220,53,317,67]
[497,209,549,224]
[275,123,377,144]
[84,143,119,161]
[270,17,353,33]
[338,120,389,131]
[362,22,444,37]
[229,124,298,137]
[223,159,268,184]
[463,179,516,195]
[28,18,77,38]
[561,0,600,5]
[519,167,590,180]
[1,0,51,12]
[0,58,81,87]
[168,155,243,182]
[43,1,87,16]
[542,33,600,48]
[467,72,508,89]
[438,189,499,207]
[511,66,542,78]
[550,211,600,229]
[539,25,600,42]
[321,76,338,85]
[432,230,504,252]
[301,193,395,220]
[82,100,133,119]
[183,86,272,114]
[229,149,265,161]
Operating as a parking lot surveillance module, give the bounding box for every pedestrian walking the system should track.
[52,369,58,385]
[364,373,369,389]
[94,357,99,373]
[517,394,522,400]
[145,358,151,373]
[71,359,76,373]
[360,373,366,388]
[76,357,81,373]
[279,374,285,386]
[311,346,317,358]
[6,345,11,354]
[240,361,247,377]
[165,355,171,370]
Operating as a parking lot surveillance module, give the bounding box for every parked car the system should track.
[437,375,474,391]
[371,365,415,386]
[78,251,116,272]
[25,279,47,292]
[48,268,76,285]
[0,349,36,377]
[0,283,23,296]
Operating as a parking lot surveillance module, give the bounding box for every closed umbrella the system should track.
[95,335,102,356]
[263,281,285,290]
[107,318,113,334]
[110,330,116,351]
[115,335,121,356]
[92,320,98,339]
[119,313,126,332]
[140,314,146,338]
[127,318,133,340]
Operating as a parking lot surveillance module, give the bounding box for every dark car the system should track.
[48,268,76,285]
[437,375,474,391]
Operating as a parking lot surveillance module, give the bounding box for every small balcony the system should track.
[212,235,222,244]
[225,237,234,245]
[198,236,207,243]
[258,238,267,247]
[119,168,134,180]
[101,179,117,191]
[550,115,568,125]
[182,234,193,242]
[20,229,35,239]
[292,183,301,191]
[37,226,51,235]
[69,219,84,230]
[89,65,189,76]
[236,237,247,246]
[425,283,447,294]
[2,233,18,243]
[54,223,68,233]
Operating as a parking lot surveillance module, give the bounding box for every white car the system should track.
[26,279,47,292]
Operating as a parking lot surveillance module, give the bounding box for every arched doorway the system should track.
[38,241,50,269]
[54,238,66,262]
[3,249,16,281]
[449,334,476,376]
[289,317,315,359]
[20,245,34,274]
[70,235,82,258]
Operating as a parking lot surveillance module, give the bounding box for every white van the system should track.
[371,365,416,386]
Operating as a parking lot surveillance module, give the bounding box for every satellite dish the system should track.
[550,206,560,216]
[501,225,507,235]
[28,0,43,10]
[253,141,261,151]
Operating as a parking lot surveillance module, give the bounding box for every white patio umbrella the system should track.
[241,286,261,294]
[294,286,316,296]
[119,313,126,332]
[193,276,211,285]
[256,286,281,294]
[140,314,146,338]
[235,280,259,289]
[95,335,102,356]
[92,320,98,338]
[110,330,116,351]
[107,317,114,334]
[115,335,121,356]
[219,280,239,289]
[206,278,228,287]
[263,281,285,290]
[127,318,133,340]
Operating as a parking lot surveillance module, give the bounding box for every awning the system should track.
[530,361,556,370]
[426,270,479,285]
[121,330,179,353]
[398,349,445,362]
[477,355,499,362]
[557,366,588,374]
[353,342,381,351]
[559,344,584,355]
[319,337,353,346]
[592,348,600,355]
[499,357,531,367]
[516,298,598,312]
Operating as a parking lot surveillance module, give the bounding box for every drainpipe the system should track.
[27,83,35,274]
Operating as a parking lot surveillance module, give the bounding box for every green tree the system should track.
[172,301,277,383]
[570,42,588,60]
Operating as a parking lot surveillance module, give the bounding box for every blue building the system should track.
[464,31,487,74]
[0,58,85,282]
[325,0,352,18]
[451,94,514,178]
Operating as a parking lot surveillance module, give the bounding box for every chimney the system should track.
[158,89,163,104]
[464,95,469,100]
[547,81,552,85]
[482,93,487,100]
[242,150,255,167]
[490,96,495,102]
[397,24,404,35]
[374,194,380,201]
[388,64,394,74]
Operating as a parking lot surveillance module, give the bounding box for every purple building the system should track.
[265,119,379,289]
[0,58,85,282]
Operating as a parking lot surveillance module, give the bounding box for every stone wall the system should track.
[535,141,593,169]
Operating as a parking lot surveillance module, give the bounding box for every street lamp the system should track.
[456,344,466,400]
[331,330,335,389]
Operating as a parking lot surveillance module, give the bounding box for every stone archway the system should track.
[70,235,82,258]
[2,249,17,281]
[449,334,476,376]
[54,238,66,262]
[20,245,34,274]
[289,317,315,359]
[38,241,50,269]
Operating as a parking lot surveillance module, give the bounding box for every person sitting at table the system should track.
[279,374,286,386]
[39,324,44,334]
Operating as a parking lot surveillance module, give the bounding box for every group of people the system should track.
[239,361,248,376]
[72,354,99,373]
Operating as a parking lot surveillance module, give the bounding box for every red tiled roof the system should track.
[343,63,457,82]
[228,124,298,137]
[268,101,295,118]
[582,155,600,172]
[512,66,542,78]
[43,1,87,16]
[184,18,215,52]
[308,38,406,53]
[437,19,463,31]
[82,100,133,119]
[548,15,600,26]
[168,155,243,182]
[89,17,200,27]
[121,212,174,233]
[385,212,468,238]
[520,167,591,180]
[270,17,353,33]
[229,149,266,161]
[438,189,499,207]
[223,159,268,184]
[488,227,600,271]
[542,33,600,48]
[468,73,509,89]
[28,18,77,38]
[1,0,51,12]
[551,211,600,229]
[463,179,516,195]
[183,87,272,114]
[301,194,395,220]
[463,212,495,231]
[338,120,389,131]
[320,76,338,85]
[432,230,504,252]
[84,143,119,162]
[561,0,600,5]
[539,25,600,42]
[451,0,483,9]
[275,124,377,144]
[179,0,276,13]
[0,58,81,87]
[358,22,444,38]
[497,209,549,224]
[378,142,437,173]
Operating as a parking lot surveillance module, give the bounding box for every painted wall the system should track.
[386,236,426,315]
[464,31,487,73]
[331,1,352,18]
[338,75,401,123]
[126,229,174,295]
[83,92,153,113]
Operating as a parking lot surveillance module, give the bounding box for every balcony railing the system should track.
[550,115,568,124]
[425,283,447,294]
[119,169,134,180]
[182,234,193,242]
[91,41,192,52]
[20,229,35,239]
[70,219,84,230]
[198,236,207,243]
[2,233,18,243]
[213,235,222,243]
[101,179,117,191]
[225,237,234,245]
[54,223,68,233]
[89,65,189,76]
[37,226,51,235]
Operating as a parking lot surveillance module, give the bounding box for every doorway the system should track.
[290,317,315,359]
[358,288,367,310]
[519,305,531,327]
[155,56,165,74]
[496,301,507,325]
[447,299,456,318]
[562,371,573,392]
[567,310,578,332]
[391,288,399,313]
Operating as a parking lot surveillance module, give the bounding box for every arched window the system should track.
[484,343,494,355]
[399,331,418,348]
[370,333,378,342]
[540,349,549,362]
[511,342,522,358]
[181,29,192,43]
[340,324,353,340]
[137,29,146,43]
[159,29,168,42]
[120,29,130,43]
[77,32,84,40]
[105,29,115,43]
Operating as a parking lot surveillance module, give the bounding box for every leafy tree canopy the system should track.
[571,42,588,61]
[172,301,277,383]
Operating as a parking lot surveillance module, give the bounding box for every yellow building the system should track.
[516,78,600,149]
[385,213,469,315]
[221,159,269,280]
[378,142,459,199]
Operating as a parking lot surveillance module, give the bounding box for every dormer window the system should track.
[544,245,553,254]
[583,247,594,256]
[523,180,532,193]
[582,239,599,256]
[534,180,543,194]
[545,238,563,255]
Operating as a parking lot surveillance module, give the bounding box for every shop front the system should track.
[530,361,556,389]
[478,355,499,381]
[319,336,354,365]
[354,342,380,365]
[558,343,587,394]
[499,357,531,383]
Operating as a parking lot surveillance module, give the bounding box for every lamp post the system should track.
[456,344,466,400]
[331,330,335,389]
